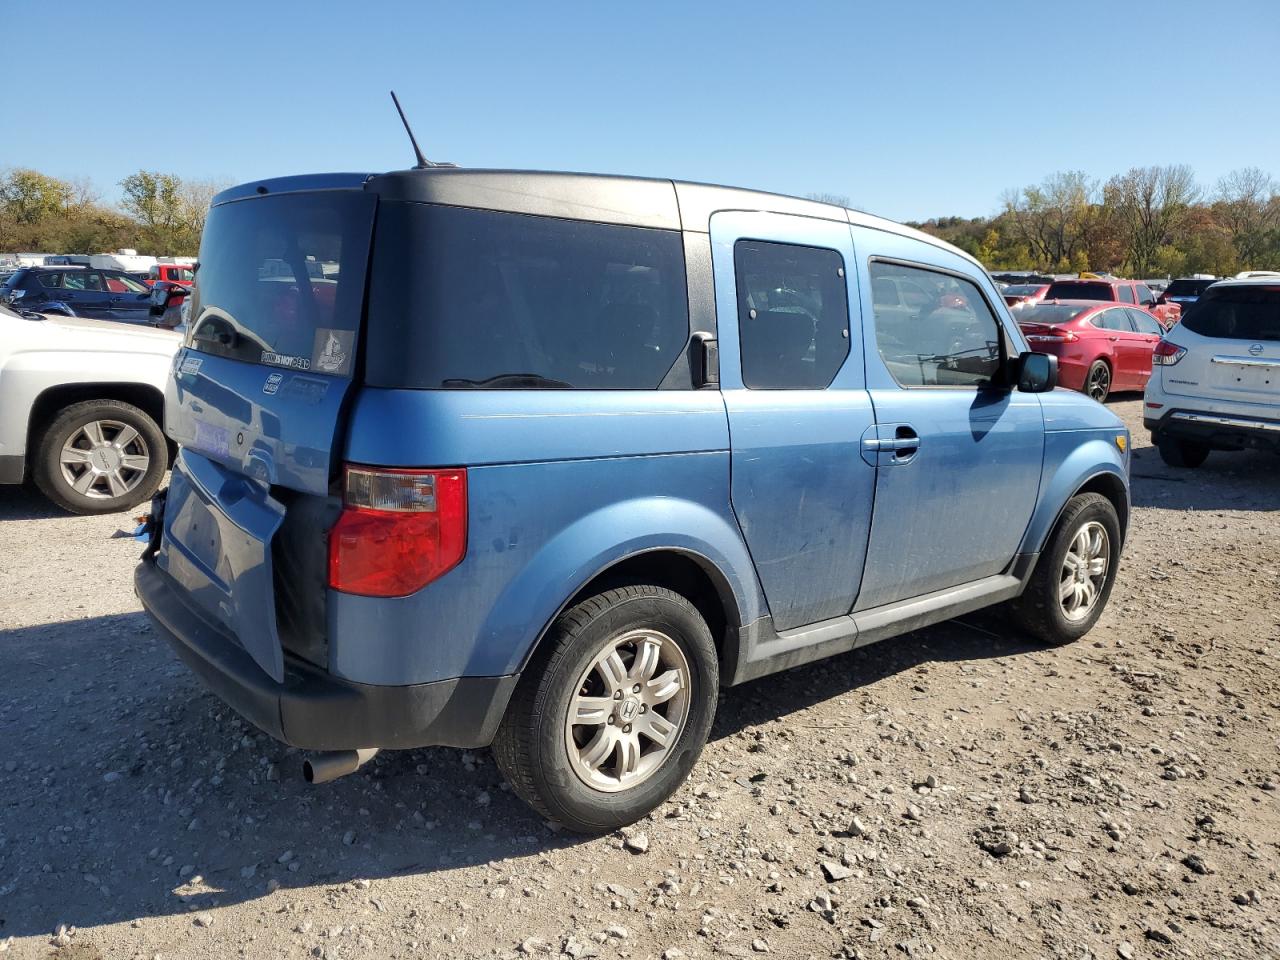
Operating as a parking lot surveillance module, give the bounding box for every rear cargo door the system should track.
[158,187,376,680]
[1166,285,1280,404]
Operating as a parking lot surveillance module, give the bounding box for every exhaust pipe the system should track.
[302,748,380,785]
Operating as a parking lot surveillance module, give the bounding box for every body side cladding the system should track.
[726,570,1030,685]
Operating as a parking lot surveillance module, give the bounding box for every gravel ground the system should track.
[1,397,1277,960]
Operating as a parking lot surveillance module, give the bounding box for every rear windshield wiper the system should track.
[442,373,572,388]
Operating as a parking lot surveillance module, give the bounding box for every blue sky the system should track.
[8,0,1279,222]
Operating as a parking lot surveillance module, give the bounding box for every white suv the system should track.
[1144,278,1280,467]
[0,303,181,513]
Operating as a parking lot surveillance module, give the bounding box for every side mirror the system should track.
[1017,351,1057,393]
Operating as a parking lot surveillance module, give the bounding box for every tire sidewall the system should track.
[1038,496,1121,642]
[529,592,717,832]
[1086,360,1111,402]
[35,402,166,515]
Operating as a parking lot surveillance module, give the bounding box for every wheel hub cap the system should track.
[564,628,691,793]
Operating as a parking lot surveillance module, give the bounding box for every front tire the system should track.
[33,399,166,515]
[493,584,718,833]
[1156,436,1210,468]
[1007,492,1121,646]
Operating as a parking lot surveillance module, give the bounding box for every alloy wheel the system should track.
[1059,520,1109,622]
[564,628,691,793]
[58,419,151,501]
[1087,364,1110,401]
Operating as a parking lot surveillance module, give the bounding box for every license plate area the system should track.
[157,450,287,682]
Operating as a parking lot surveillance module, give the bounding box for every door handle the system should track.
[1107,336,1118,341]
[862,437,919,452]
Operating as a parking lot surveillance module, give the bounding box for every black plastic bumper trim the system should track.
[135,560,517,751]
[0,454,25,485]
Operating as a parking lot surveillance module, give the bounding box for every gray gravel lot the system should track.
[1,397,1277,959]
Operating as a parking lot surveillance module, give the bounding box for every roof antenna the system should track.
[390,90,454,169]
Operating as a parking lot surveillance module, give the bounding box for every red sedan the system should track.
[1017,300,1166,402]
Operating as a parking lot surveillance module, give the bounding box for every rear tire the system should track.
[493,584,718,833]
[33,399,166,515]
[1156,436,1210,468]
[1007,492,1121,646]
[1084,360,1111,403]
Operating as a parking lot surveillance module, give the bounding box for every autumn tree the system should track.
[1105,165,1200,276]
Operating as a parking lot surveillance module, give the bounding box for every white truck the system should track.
[89,249,158,274]
[0,301,181,514]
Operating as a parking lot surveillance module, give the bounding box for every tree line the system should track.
[909,165,1280,278]
[8,163,1278,278]
[0,168,228,257]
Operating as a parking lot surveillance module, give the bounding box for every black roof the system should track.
[214,168,856,233]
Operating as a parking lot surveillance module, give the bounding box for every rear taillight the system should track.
[1021,324,1077,343]
[1152,340,1186,366]
[328,466,467,597]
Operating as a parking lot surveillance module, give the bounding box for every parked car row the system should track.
[0,261,195,325]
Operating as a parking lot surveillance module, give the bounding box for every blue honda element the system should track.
[135,169,1131,832]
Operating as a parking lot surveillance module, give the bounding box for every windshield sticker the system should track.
[262,372,284,396]
[261,350,311,371]
[312,328,354,376]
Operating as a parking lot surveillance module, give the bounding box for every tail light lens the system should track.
[1152,340,1186,366]
[1021,324,1077,343]
[328,466,467,597]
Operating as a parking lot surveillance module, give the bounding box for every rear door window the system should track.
[1117,284,1136,304]
[1092,309,1133,332]
[38,272,63,289]
[188,191,376,376]
[869,261,1004,387]
[365,204,690,389]
[734,239,849,389]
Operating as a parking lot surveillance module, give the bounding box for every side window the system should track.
[147,266,159,280]
[734,239,850,390]
[1129,309,1163,335]
[84,271,104,291]
[1117,284,1136,304]
[37,272,62,289]
[1135,284,1155,306]
[61,272,88,291]
[109,273,148,293]
[1101,308,1134,331]
[869,261,1004,388]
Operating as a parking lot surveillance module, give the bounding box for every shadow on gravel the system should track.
[1127,446,1279,512]
[0,484,66,522]
[0,603,1048,939]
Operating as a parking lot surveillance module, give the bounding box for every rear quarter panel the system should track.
[330,389,761,685]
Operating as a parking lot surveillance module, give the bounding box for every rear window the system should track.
[1181,286,1280,341]
[1003,284,1043,297]
[1045,281,1112,301]
[1017,304,1090,325]
[1165,279,1216,298]
[365,203,690,389]
[187,191,376,376]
